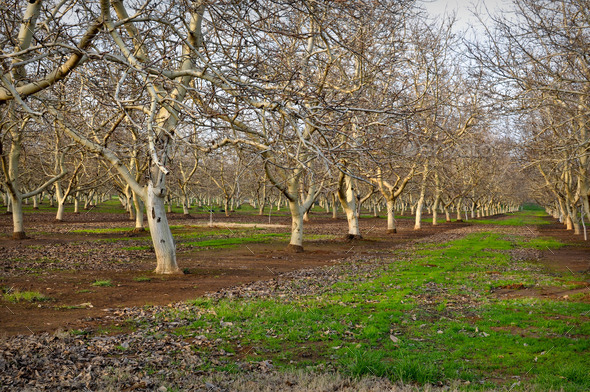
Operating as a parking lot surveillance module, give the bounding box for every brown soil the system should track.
[536,220,590,273]
[0,210,455,336]
[491,217,590,301]
[1,210,587,335]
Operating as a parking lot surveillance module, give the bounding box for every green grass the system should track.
[151,223,589,391]
[133,276,152,282]
[470,210,551,226]
[3,289,50,303]
[91,279,113,287]
[184,232,288,248]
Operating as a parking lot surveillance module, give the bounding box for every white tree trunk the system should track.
[133,191,145,231]
[387,199,397,233]
[414,169,428,230]
[147,184,180,274]
[338,174,361,238]
[414,199,424,230]
[56,201,65,221]
[346,208,360,237]
[182,195,190,215]
[288,200,304,252]
[10,193,26,239]
[74,193,79,213]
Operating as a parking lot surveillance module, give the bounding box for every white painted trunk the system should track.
[33,195,39,209]
[133,192,144,230]
[182,195,190,215]
[414,172,427,230]
[10,193,25,238]
[338,175,360,237]
[414,198,424,230]
[56,202,65,221]
[146,185,179,274]
[386,200,397,233]
[345,208,360,236]
[289,200,304,248]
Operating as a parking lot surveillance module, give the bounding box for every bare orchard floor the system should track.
[1,207,459,335]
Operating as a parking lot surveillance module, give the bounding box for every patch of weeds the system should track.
[76,289,92,293]
[92,279,113,287]
[3,289,50,303]
[69,329,89,336]
[184,232,288,249]
[133,276,152,282]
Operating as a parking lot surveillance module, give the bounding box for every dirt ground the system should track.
[0,210,462,336]
[1,210,588,336]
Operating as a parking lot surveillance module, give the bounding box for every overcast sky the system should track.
[422,0,510,37]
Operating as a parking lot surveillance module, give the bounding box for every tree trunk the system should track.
[444,206,451,222]
[331,193,338,219]
[338,173,361,238]
[74,193,80,213]
[10,193,26,239]
[147,185,180,274]
[133,191,145,231]
[56,201,65,221]
[303,210,310,222]
[414,168,428,230]
[386,199,397,233]
[287,200,304,252]
[456,199,463,222]
[33,195,39,209]
[224,198,230,217]
[258,186,266,215]
[182,194,190,215]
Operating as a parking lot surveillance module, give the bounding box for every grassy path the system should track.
[159,211,589,391]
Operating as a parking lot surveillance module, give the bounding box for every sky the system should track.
[422,0,509,37]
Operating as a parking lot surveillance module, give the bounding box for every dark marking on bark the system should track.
[151,207,155,219]
[157,217,161,222]
[160,239,165,243]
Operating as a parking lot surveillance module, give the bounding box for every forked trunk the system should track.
[338,174,361,238]
[147,185,180,274]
